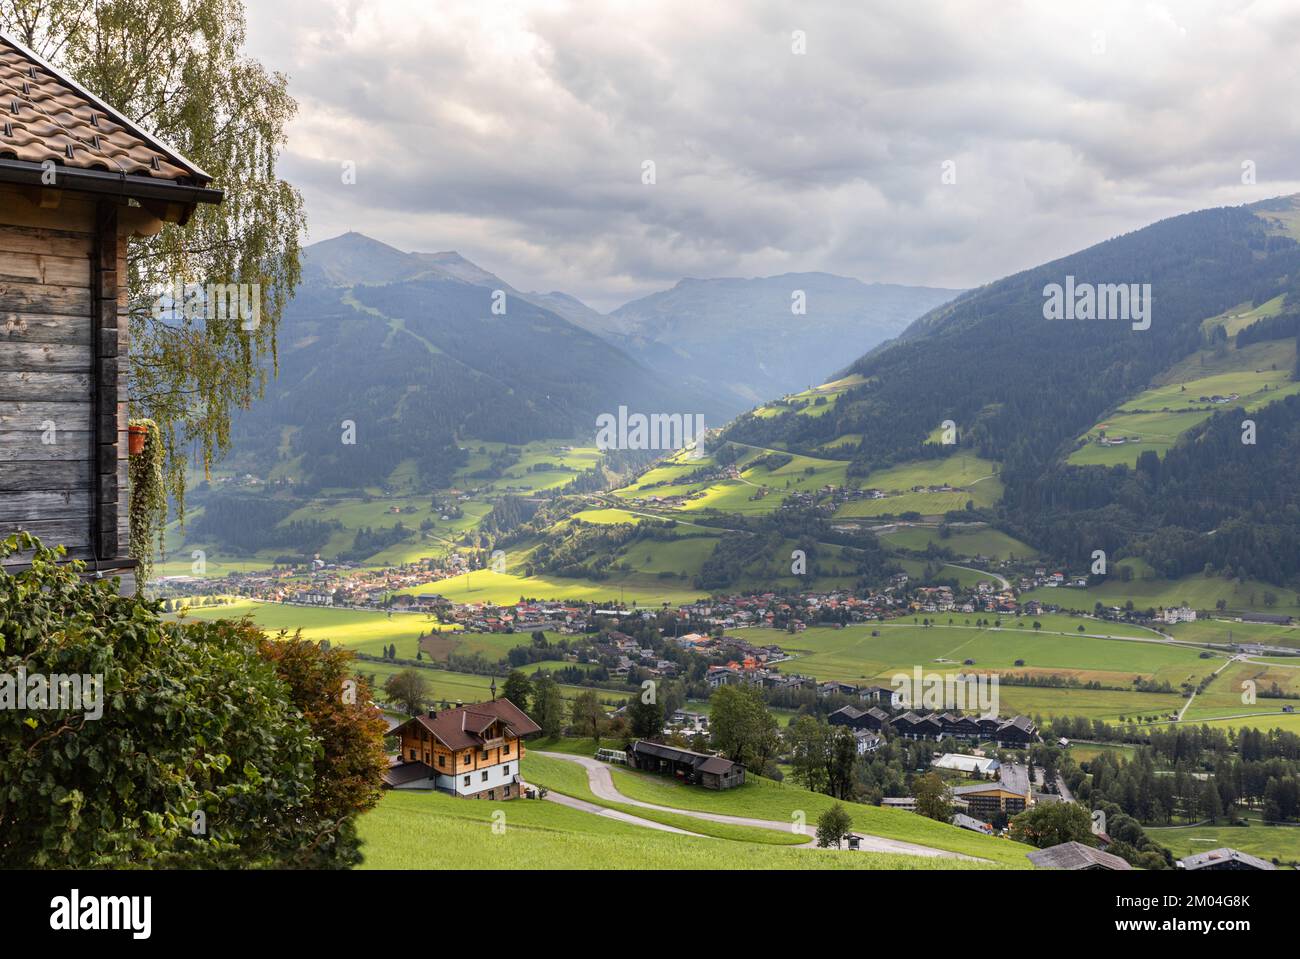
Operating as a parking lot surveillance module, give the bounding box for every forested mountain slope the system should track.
[722,196,1300,584]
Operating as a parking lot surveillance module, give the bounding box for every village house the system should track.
[0,32,224,590]
[384,698,541,800]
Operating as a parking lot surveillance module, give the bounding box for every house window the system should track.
[502,764,510,776]
[503,742,511,755]
[481,771,489,782]
[408,749,415,761]
[463,775,470,787]
[488,790,495,800]
[437,755,446,768]
[463,752,472,764]
[480,749,489,760]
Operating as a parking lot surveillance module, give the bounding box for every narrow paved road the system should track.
[536,751,982,861]
[540,788,707,836]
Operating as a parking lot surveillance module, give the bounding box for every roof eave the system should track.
[0,158,223,214]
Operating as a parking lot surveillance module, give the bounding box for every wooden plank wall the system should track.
[0,183,129,568]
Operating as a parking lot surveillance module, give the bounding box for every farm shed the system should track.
[1026,841,1132,871]
[627,740,745,790]
[0,32,222,590]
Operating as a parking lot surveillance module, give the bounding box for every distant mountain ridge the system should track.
[608,273,961,411]
[227,233,692,491]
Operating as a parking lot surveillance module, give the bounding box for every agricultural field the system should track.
[878,524,1038,561]
[1022,570,1300,618]
[353,662,627,711]
[1066,741,1139,764]
[451,440,602,494]
[1164,618,1300,648]
[356,788,992,870]
[1068,338,1300,468]
[400,566,705,606]
[834,452,1002,518]
[1180,659,1300,722]
[897,559,1006,589]
[1147,813,1300,868]
[1199,294,1287,338]
[678,450,852,515]
[750,375,865,420]
[171,598,454,659]
[772,621,1214,692]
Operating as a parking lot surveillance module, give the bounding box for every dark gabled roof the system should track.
[830,704,866,720]
[866,707,891,721]
[697,756,738,775]
[999,715,1036,732]
[393,698,541,752]
[1027,841,1132,871]
[382,760,435,787]
[1179,847,1276,871]
[631,739,741,772]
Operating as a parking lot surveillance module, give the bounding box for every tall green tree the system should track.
[383,669,429,718]
[815,803,853,849]
[0,0,304,514]
[501,670,533,712]
[709,684,779,773]
[627,694,664,739]
[569,689,605,744]
[530,675,566,739]
[913,772,953,823]
[1008,800,1095,848]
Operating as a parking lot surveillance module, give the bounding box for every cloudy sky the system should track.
[246,0,1300,311]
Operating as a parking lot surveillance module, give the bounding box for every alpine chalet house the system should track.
[384,698,541,800]
[0,33,222,591]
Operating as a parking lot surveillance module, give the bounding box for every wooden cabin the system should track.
[383,698,542,800]
[0,32,222,591]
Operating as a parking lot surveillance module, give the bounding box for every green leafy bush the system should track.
[0,533,383,868]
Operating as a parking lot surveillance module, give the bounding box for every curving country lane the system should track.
[535,751,983,860]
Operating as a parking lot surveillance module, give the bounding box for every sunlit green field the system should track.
[1199,294,1286,337]
[1022,571,1300,617]
[833,452,1002,518]
[400,567,703,606]
[171,598,455,658]
[1147,813,1299,867]
[1165,618,1300,648]
[351,662,628,710]
[897,560,1005,589]
[356,788,995,870]
[774,621,1217,690]
[599,762,1033,866]
[1068,338,1300,468]
[1179,659,1300,721]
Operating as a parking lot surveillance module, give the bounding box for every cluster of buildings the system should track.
[829,703,1040,749]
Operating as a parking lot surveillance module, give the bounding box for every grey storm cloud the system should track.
[246,0,1300,310]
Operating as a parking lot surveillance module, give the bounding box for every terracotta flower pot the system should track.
[128,424,148,456]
